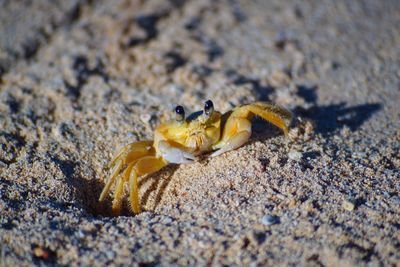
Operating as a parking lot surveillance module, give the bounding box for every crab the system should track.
[99,100,292,215]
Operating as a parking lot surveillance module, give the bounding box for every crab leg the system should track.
[111,175,126,215]
[246,102,292,136]
[99,141,155,212]
[99,159,123,202]
[211,118,251,157]
[127,156,168,214]
[211,102,291,157]
[108,140,154,168]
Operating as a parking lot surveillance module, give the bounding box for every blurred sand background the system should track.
[0,0,399,266]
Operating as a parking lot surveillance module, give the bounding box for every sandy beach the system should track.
[0,0,399,265]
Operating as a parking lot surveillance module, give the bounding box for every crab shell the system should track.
[154,109,222,163]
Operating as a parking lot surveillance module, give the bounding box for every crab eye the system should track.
[174,105,185,122]
[204,100,214,116]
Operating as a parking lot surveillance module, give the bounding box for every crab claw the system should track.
[158,140,197,164]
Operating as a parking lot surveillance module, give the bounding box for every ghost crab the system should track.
[99,100,292,215]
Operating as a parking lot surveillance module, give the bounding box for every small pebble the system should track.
[140,113,151,124]
[77,230,85,238]
[0,160,7,168]
[161,216,173,224]
[304,120,314,135]
[261,215,280,226]
[342,200,355,211]
[105,250,116,260]
[33,247,50,260]
[269,70,291,87]
[126,132,135,138]
[288,150,302,162]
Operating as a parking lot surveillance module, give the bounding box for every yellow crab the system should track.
[99,101,292,215]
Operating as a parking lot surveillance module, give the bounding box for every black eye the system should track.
[204,100,214,116]
[175,105,185,122]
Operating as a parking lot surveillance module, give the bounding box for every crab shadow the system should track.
[48,156,108,217]
[250,119,286,142]
[295,102,382,134]
[51,150,179,217]
[139,164,179,211]
[68,164,179,217]
[52,136,180,217]
[291,85,382,135]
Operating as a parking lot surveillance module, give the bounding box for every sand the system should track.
[0,0,399,266]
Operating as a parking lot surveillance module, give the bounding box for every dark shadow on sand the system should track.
[77,155,214,217]
[62,159,179,217]
[139,165,179,210]
[294,102,382,135]
[51,156,115,217]
[292,85,382,135]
